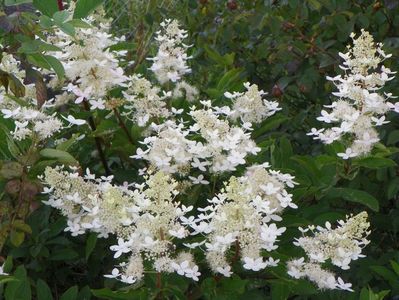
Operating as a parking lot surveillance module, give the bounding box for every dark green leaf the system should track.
[27,54,65,79]
[353,157,396,169]
[9,74,25,97]
[5,265,31,300]
[60,286,78,300]
[53,11,70,24]
[40,148,78,165]
[325,188,379,211]
[36,279,53,300]
[85,233,97,260]
[73,0,104,19]
[33,0,58,17]
[50,248,79,261]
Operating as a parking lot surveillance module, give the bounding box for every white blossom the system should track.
[190,164,297,276]
[148,19,192,84]
[311,29,397,158]
[226,82,281,124]
[288,212,370,291]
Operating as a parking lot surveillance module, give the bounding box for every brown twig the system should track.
[57,0,64,11]
[82,100,111,175]
[113,108,134,145]
[231,240,240,265]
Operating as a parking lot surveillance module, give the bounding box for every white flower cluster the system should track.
[41,166,128,237]
[225,82,281,124]
[148,19,192,84]
[0,54,63,141]
[287,212,370,291]
[133,103,261,174]
[187,164,297,276]
[49,10,128,109]
[0,101,63,141]
[0,53,34,99]
[122,75,171,126]
[0,53,24,78]
[308,29,397,159]
[41,167,200,283]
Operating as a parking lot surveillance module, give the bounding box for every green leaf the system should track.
[43,55,65,79]
[253,115,289,138]
[91,288,145,300]
[3,256,13,273]
[67,19,91,28]
[60,286,78,300]
[307,0,321,10]
[53,11,70,24]
[85,233,97,260]
[203,45,225,65]
[19,40,62,54]
[353,157,397,169]
[92,119,117,137]
[56,133,81,151]
[77,286,91,300]
[33,0,59,17]
[27,54,65,79]
[0,123,22,159]
[36,279,53,300]
[291,155,322,186]
[58,22,76,36]
[50,249,79,261]
[387,129,399,145]
[369,265,398,282]
[5,265,31,300]
[40,148,78,165]
[270,282,290,300]
[220,275,248,295]
[359,287,370,300]
[9,74,25,97]
[325,188,379,211]
[390,260,399,276]
[39,15,54,29]
[203,45,235,67]
[217,68,244,91]
[13,220,32,234]
[0,276,19,285]
[376,291,391,300]
[73,0,104,19]
[387,177,399,199]
[10,230,25,247]
[48,217,67,238]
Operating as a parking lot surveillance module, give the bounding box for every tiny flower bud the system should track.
[272,84,283,98]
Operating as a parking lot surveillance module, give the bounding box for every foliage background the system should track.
[1,0,399,299]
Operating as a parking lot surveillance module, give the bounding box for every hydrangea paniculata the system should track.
[148,19,192,84]
[308,29,397,158]
[287,212,370,291]
[225,82,281,124]
[188,164,297,276]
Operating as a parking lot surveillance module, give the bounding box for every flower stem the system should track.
[231,240,240,265]
[113,108,134,145]
[83,100,111,175]
[156,272,162,299]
